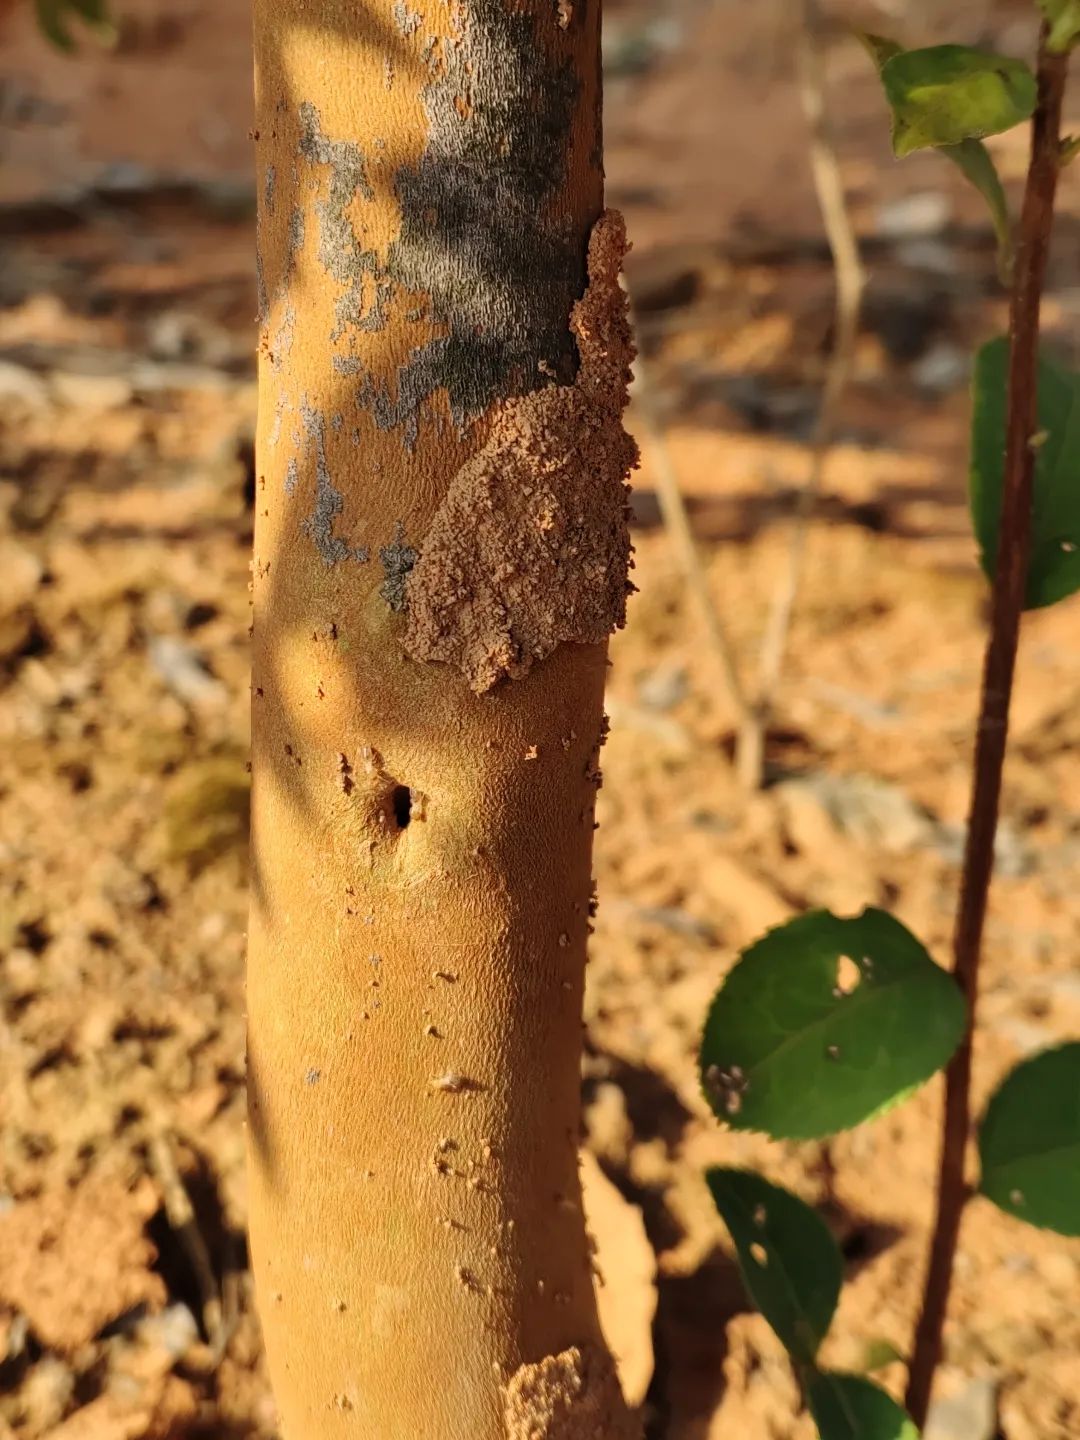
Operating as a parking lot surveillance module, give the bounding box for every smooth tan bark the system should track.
[249,3,639,1437]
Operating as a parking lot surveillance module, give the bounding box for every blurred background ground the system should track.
[2,0,1080,1436]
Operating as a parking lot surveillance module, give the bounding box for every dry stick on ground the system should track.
[905,29,1070,1428]
[630,330,754,732]
[146,1131,224,1355]
[735,0,866,791]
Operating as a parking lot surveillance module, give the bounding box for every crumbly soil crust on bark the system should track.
[503,1343,638,1440]
[402,211,639,693]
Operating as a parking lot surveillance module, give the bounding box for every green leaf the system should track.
[1039,0,1080,53]
[979,1042,1080,1235]
[880,46,1037,157]
[35,0,74,48]
[706,1169,841,1364]
[970,338,1080,609]
[808,1372,919,1440]
[858,38,1015,268]
[942,139,1013,282]
[35,0,114,51]
[699,909,965,1140]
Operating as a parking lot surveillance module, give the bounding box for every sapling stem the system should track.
[247,4,639,1435]
[905,27,1070,1428]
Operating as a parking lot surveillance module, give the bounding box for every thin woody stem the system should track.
[905,28,1069,1428]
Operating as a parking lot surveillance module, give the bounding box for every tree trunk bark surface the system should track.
[248,3,639,1437]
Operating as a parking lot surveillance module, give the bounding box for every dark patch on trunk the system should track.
[401,212,637,692]
[386,1,582,425]
[300,3,585,440]
[298,103,392,341]
[379,524,419,612]
[297,399,371,568]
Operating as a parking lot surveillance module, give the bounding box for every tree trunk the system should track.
[248,3,639,1437]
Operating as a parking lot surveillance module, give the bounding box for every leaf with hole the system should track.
[970,338,1080,609]
[807,1372,919,1440]
[1039,0,1080,53]
[979,1042,1080,1236]
[706,1169,841,1364]
[699,909,965,1140]
[878,45,1036,157]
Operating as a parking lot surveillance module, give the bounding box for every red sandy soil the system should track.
[2,1,1080,1436]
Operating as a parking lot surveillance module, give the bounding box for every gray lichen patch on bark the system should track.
[296,399,370,567]
[401,211,638,693]
[268,394,288,449]
[295,1,587,442]
[255,251,269,327]
[255,198,304,329]
[379,524,418,612]
[269,304,296,370]
[297,103,391,342]
[503,1343,638,1440]
[287,207,305,262]
[392,0,422,36]
[385,0,584,429]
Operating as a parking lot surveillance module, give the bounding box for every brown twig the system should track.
[630,330,754,731]
[735,0,866,790]
[147,1130,226,1358]
[905,29,1069,1428]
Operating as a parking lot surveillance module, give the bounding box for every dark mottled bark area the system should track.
[300,0,592,443]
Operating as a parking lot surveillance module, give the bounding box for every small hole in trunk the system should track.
[392,786,413,828]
